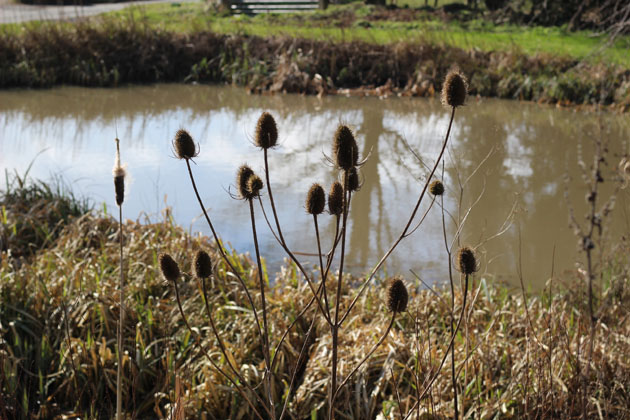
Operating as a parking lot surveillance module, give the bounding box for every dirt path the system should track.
[0,0,195,24]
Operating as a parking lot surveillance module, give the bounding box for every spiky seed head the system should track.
[246,175,264,199]
[173,129,198,160]
[255,112,278,149]
[328,181,344,216]
[333,125,358,171]
[441,70,468,108]
[347,167,361,192]
[457,246,477,275]
[306,184,326,215]
[429,180,444,196]
[194,250,213,279]
[236,164,255,199]
[159,253,180,282]
[387,278,409,313]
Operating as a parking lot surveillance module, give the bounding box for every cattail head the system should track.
[255,112,278,149]
[112,138,126,206]
[347,167,361,192]
[333,125,359,171]
[194,250,213,279]
[173,129,198,160]
[306,183,326,215]
[441,70,468,108]
[457,246,477,275]
[159,253,180,283]
[429,180,444,196]
[328,181,344,216]
[387,278,408,313]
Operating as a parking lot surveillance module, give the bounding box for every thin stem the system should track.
[249,198,275,419]
[340,106,457,326]
[199,275,258,397]
[403,272,469,420]
[440,192,458,420]
[314,214,331,318]
[116,205,124,420]
[330,171,351,420]
[259,169,332,324]
[264,148,287,246]
[332,313,396,400]
[277,305,320,420]
[184,159,264,347]
[269,216,340,372]
[172,278,268,419]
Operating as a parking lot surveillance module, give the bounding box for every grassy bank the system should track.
[1,2,630,108]
[1,173,629,419]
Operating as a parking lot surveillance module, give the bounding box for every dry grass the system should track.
[0,205,628,418]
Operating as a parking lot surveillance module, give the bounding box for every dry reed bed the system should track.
[1,19,630,108]
[1,212,628,419]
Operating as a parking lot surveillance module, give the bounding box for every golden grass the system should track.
[1,210,628,418]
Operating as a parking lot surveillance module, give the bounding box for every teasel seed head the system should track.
[457,246,477,275]
[237,164,255,199]
[246,175,264,199]
[441,70,468,108]
[112,138,126,206]
[306,183,326,215]
[347,167,361,192]
[328,181,344,216]
[255,112,278,149]
[194,250,213,279]
[387,278,409,313]
[333,125,359,171]
[159,253,180,283]
[429,180,444,196]
[173,129,198,160]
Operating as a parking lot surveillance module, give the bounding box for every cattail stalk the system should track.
[113,138,125,420]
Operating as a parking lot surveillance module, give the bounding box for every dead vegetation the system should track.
[0,208,628,418]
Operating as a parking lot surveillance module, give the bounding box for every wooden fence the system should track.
[230,0,320,14]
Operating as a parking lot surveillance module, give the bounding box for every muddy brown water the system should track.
[1,84,628,289]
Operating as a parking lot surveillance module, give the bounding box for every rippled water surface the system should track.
[1,84,628,287]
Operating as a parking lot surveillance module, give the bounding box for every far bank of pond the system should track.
[1,13,630,110]
[1,84,628,288]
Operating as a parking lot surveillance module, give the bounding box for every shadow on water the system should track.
[1,84,628,288]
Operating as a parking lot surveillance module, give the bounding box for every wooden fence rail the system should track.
[230,0,320,14]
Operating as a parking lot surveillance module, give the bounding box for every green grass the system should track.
[100,1,630,66]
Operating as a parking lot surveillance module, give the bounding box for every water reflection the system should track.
[0,84,628,288]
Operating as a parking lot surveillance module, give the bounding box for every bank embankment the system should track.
[1,15,630,109]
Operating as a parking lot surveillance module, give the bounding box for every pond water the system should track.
[1,84,628,288]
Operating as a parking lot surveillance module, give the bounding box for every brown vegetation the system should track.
[1,20,630,109]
